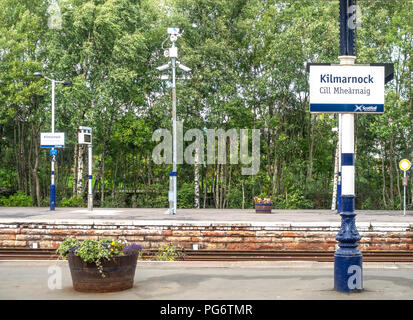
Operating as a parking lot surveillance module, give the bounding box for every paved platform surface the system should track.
[1,260,413,300]
[0,207,412,224]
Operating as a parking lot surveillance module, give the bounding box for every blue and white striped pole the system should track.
[50,79,56,211]
[87,143,93,211]
[166,40,178,215]
[334,0,363,292]
[334,88,362,291]
[170,42,177,214]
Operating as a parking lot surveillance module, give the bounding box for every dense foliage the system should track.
[0,0,412,210]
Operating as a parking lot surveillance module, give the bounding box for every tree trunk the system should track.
[389,134,395,205]
[224,166,232,209]
[73,144,78,196]
[272,153,277,195]
[220,163,224,209]
[33,132,41,206]
[203,166,207,209]
[111,155,119,198]
[93,169,101,198]
[147,151,153,186]
[214,164,219,208]
[381,146,387,207]
[395,158,402,208]
[241,178,245,209]
[307,114,316,186]
[101,155,106,205]
[194,147,200,209]
[28,125,34,201]
[331,141,339,211]
[100,113,115,205]
[276,160,282,195]
[76,145,84,195]
[20,121,27,193]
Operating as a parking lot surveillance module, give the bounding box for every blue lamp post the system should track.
[334,0,363,292]
[34,72,72,211]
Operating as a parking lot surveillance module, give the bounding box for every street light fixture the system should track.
[34,72,72,211]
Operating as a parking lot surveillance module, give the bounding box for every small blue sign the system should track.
[41,145,64,148]
[50,149,58,156]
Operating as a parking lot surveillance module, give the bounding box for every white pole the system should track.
[172,42,177,214]
[338,113,342,211]
[338,113,342,170]
[88,144,93,211]
[341,114,354,195]
[338,56,356,197]
[50,80,56,211]
[51,80,55,133]
[404,170,406,216]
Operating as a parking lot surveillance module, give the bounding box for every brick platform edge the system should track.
[0,219,413,251]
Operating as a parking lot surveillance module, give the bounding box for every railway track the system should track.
[1,248,413,262]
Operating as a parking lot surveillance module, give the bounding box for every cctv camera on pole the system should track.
[155,28,190,215]
[156,62,171,72]
[78,126,93,211]
[177,61,191,73]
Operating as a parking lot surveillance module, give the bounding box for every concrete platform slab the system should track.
[1,261,413,300]
[0,207,412,225]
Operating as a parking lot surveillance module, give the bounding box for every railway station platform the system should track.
[0,207,412,257]
[2,260,413,300]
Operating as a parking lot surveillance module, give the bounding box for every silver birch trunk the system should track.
[73,144,78,196]
[241,178,245,210]
[194,147,200,209]
[76,144,84,195]
[331,141,339,211]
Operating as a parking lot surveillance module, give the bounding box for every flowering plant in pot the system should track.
[253,196,273,213]
[57,238,142,293]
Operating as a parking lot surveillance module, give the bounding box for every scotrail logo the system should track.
[354,105,377,112]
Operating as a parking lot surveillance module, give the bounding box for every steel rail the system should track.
[1,248,413,262]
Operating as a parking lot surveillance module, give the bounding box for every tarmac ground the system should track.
[1,260,413,300]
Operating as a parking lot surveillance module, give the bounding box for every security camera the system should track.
[167,28,183,36]
[156,62,171,71]
[177,62,191,72]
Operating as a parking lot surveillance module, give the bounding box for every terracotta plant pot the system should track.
[254,203,273,214]
[67,252,138,293]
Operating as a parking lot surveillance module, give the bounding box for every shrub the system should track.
[155,243,184,261]
[178,183,195,208]
[226,189,242,208]
[60,195,86,207]
[0,191,34,206]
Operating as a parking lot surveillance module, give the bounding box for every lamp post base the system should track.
[50,184,56,211]
[334,195,363,292]
[88,194,93,211]
[334,249,363,292]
